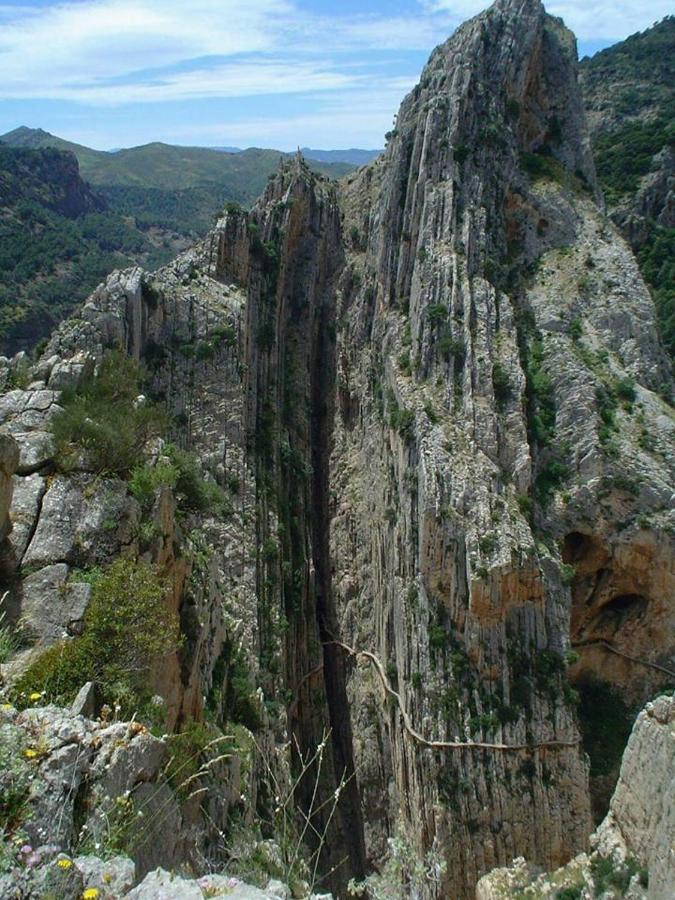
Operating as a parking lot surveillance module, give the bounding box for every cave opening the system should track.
[562,531,660,823]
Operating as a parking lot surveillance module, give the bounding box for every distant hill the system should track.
[0,128,353,194]
[209,145,381,166]
[0,144,191,354]
[0,127,358,243]
[0,130,367,354]
[301,147,381,166]
[0,144,105,217]
[580,16,675,362]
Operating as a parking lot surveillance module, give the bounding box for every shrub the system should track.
[211,323,237,348]
[427,303,447,323]
[615,377,636,405]
[479,534,498,554]
[453,143,469,164]
[0,724,31,831]
[516,493,532,518]
[568,318,583,341]
[492,362,512,409]
[534,458,569,505]
[590,854,645,895]
[520,150,564,183]
[389,405,415,443]
[165,444,229,515]
[165,720,214,800]
[13,559,181,715]
[555,885,583,899]
[398,351,412,376]
[51,351,166,476]
[0,609,23,664]
[128,460,179,509]
[560,563,576,585]
[437,333,465,360]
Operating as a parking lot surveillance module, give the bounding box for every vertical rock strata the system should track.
[329,0,673,895]
[0,0,673,897]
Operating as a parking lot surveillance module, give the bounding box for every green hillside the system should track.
[1,128,352,194]
[580,17,675,363]
[0,130,358,354]
[0,145,188,355]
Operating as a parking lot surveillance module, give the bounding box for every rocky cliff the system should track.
[476,692,674,899]
[579,16,675,362]
[0,145,106,218]
[0,0,673,898]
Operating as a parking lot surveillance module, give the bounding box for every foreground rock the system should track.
[476,693,674,898]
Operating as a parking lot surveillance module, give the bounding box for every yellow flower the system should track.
[29,692,42,702]
[56,858,73,870]
[1,703,12,710]
[23,749,38,760]
[83,890,100,899]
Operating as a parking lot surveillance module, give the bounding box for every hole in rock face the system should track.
[576,675,635,824]
[562,532,665,824]
[602,592,648,616]
[563,531,595,565]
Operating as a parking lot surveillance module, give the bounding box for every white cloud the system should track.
[0,0,667,150]
[180,80,416,150]
[2,59,361,104]
[421,0,673,41]
[0,0,292,97]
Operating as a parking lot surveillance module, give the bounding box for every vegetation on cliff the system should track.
[580,17,675,363]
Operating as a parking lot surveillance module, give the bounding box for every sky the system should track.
[0,0,670,151]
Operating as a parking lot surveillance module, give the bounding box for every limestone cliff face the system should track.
[0,0,673,897]
[330,0,673,894]
[476,693,675,899]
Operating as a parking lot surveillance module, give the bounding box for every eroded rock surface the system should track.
[476,693,674,899]
[0,0,673,898]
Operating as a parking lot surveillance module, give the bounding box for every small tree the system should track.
[14,559,181,714]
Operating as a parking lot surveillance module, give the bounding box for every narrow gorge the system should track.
[0,1,672,898]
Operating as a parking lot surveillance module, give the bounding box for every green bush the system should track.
[389,405,415,443]
[520,150,565,183]
[128,460,179,508]
[13,558,181,715]
[165,444,229,515]
[0,724,31,831]
[492,361,512,409]
[534,458,569,505]
[51,351,166,476]
[427,303,447,323]
[555,886,583,900]
[615,377,636,405]
[568,318,583,341]
[165,720,215,800]
[437,333,465,360]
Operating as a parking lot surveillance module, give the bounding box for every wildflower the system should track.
[56,858,73,870]
[29,692,42,702]
[1,703,13,710]
[19,845,32,855]
[26,852,41,868]
[83,889,100,899]
[24,748,38,760]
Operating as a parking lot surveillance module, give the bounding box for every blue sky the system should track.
[0,0,669,151]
